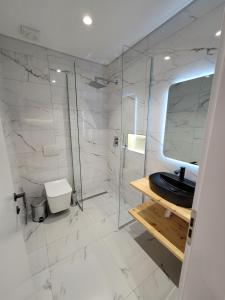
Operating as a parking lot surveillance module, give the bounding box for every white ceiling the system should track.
[0,0,193,64]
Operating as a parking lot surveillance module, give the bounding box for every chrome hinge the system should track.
[187,209,197,245]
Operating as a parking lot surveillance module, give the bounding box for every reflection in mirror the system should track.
[163,75,213,165]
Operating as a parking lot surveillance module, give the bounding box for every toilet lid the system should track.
[44,178,72,198]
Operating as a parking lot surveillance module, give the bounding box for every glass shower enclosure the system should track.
[66,63,83,210]
[118,47,152,228]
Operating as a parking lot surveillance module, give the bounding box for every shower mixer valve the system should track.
[113,136,119,147]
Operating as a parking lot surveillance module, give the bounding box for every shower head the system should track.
[88,77,118,89]
[88,80,106,89]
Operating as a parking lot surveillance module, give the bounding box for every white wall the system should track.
[0,60,36,300]
[180,10,225,298]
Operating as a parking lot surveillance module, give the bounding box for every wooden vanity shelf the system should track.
[129,177,192,262]
[130,177,191,222]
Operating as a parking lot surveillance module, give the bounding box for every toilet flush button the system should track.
[43,145,60,157]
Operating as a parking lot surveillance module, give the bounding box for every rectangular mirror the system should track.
[163,74,213,165]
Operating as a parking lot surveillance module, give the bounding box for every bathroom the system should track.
[1,0,225,299]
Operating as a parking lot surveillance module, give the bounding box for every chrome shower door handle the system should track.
[122,134,127,169]
[122,145,127,169]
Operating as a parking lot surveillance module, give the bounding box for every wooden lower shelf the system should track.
[129,201,189,262]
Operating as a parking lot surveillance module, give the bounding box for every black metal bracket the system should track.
[14,192,25,202]
[16,206,20,215]
[13,192,28,224]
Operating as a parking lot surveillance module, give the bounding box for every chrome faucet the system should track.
[174,166,186,181]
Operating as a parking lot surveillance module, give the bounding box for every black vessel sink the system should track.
[149,172,196,208]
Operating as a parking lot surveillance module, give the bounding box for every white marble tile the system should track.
[103,229,157,290]
[47,51,75,75]
[132,268,175,300]
[47,232,77,267]
[29,130,56,152]
[4,277,36,300]
[92,217,118,240]
[0,34,112,206]
[58,166,73,184]
[1,49,28,81]
[123,251,158,290]
[78,110,109,130]
[49,70,66,87]
[47,220,98,267]
[84,204,108,223]
[30,269,53,300]
[0,35,48,59]
[28,246,49,275]
[44,210,76,244]
[27,55,49,85]
[58,149,72,168]
[126,292,139,300]
[50,85,68,104]
[22,192,179,300]
[50,240,132,300]
[55,134,71,150]
[24,222,46,253]
[103,230,143,267]
[29,289,53,300]
[84,193,118,224]
[10,80,51,107]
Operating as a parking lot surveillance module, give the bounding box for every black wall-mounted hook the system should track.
[14,192,25,202]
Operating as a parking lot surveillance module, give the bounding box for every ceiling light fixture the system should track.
[164,56,171,61]
[83,15,93,26]
[56,69,61,73]
[51,80,56,83]
[215,30,221,37]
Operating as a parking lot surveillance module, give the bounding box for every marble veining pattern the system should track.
[0,1,224,299]
[106,1,224,227]
[22,193,178,300]
[0,35,111,210]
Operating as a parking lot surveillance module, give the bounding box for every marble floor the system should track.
[23,192,179,300]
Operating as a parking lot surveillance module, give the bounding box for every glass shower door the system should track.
[67,67,83,210]
[118,48,152,227]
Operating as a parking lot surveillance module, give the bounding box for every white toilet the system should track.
[44,178,72,213]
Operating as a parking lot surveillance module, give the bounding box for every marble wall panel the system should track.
[0,36,110,211]
[106,1,225,226]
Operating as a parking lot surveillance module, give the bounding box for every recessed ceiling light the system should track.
[215,30,221,37]
[164,56,171,61]
[83,15,93,26]
[51,80,56,83]
[56,69,61,73]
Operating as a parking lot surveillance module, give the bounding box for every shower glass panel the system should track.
[67,68,83,210]
[118,47,151,227]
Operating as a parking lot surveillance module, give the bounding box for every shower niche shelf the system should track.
[129,177,191,262]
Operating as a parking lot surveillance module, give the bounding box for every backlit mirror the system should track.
[163,74,213,165]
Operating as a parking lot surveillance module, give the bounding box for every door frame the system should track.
[179,8,225,299]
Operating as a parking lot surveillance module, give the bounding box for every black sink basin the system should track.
[149,172,196,208]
